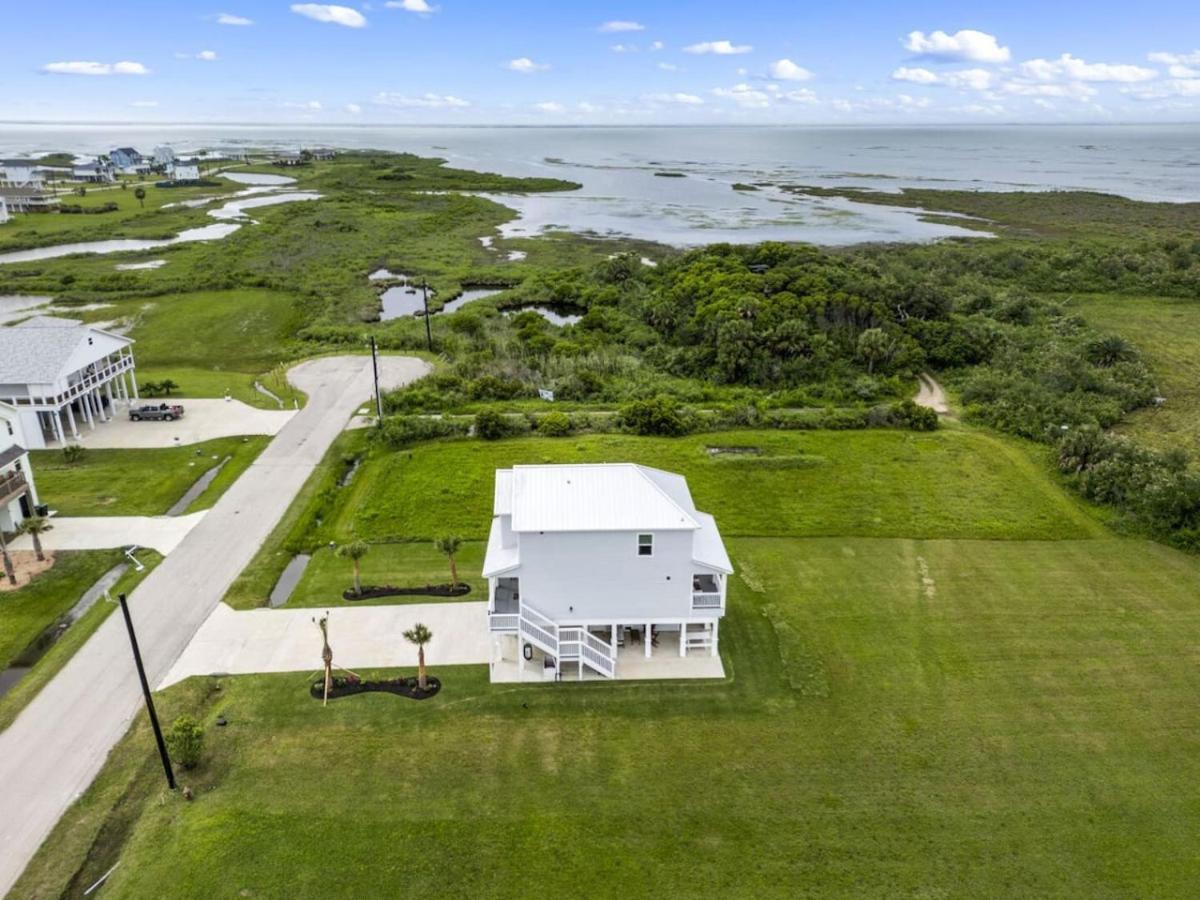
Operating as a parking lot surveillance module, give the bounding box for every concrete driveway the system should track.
[0,354,430,896]
[7,513,204,555]
[162,601,490,687]
[47,398,295,449]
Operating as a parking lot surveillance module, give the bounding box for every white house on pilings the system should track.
[0,401,41,533]
[484,463,731,683]
[0,317,137,449]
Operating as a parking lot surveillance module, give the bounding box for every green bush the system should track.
[474,410,514,441]
[536,411,573,436]
[165,715,205,770]
[618,396,692,436]
[374,415,469,449]
[889,399,939,431]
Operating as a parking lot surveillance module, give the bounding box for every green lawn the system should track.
[0,550,125,669]
[340,428,1104,542]
[282,541,486,608]
[0,550,161,732]
[30,436,270,517]
[1072,293,1200,453]
[19,533,1200,897]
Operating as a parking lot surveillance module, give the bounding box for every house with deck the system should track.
[0,159,58,214]
[0,402,40,533]
[168,160,202,183]
[72,160,116,183]
[0,317,137,449]
[109,147,146,174]
[484,464,731,682]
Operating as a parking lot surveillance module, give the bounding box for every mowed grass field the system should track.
[1072,293,1200,453]
[30,435,270,517]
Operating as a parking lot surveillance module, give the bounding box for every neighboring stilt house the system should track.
[484,463,732,682]
[0,401,40,532]
[0,316,137,449]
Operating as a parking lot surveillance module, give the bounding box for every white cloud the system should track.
[779,88,818,104]
[374,92,470,108]
[577,101,602,113]
[43,60,149,76]
[535,101,565,113]
[650,41,664,51]
[1166,64,1200,79]
[385,0,438,13]
[129,99,159,107]
[196,50,218,61]
[645,92,704,105]
[1148,50,1200,66]
[657,62,678,72]
[1001,80,1096,99]
[217,12,253,26]
[599,20,644,33]
[506,57,549,73]
[1020,53,1156,83]
[290,4,366,28]
[345,103,362,113]
[768,58,812,81]
[892,66,939,84]
[611,43,638,53]
[712,83,771,108]
[283,100,323,110]
[684,40,752,56]
[1125,79,1200,100]
[904,29,1010,63]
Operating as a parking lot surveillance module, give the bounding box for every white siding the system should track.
[517,529,695,622]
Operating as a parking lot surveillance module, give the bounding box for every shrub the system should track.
[475,410,515,440]
[374,415,469,448]
[165,715,204,769]
[889,399,939,431]
[61,443,87,464]
[536,411,572,436]
[618,395,691,436]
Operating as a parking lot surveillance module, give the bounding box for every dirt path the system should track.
[915,372,952,416]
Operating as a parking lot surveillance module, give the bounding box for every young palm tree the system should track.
[336,540,369,597]
[133,186,146,208]
[159,378,179,396]
[17,516,52,563]
[403,623,433,690]
[314,613,333,706]
[0,529,16,586]
[434,534,463,588]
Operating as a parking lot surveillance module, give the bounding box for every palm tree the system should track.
[133,186,146,208]
[403,623,433,690]
[0,529,16,586]
[434,534,463,587]
[336,540,369,597]
[159,378,179,396]
[314,613,333,706]
[18,516,52,563]
[856,327,895,375]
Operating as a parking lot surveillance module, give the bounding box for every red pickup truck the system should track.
[129,403,185,422]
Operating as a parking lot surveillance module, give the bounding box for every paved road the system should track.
[8,512,204,555]
[0,355,428,897]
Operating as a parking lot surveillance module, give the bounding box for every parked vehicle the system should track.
[129,403,185,422]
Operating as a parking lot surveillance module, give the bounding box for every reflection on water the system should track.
[504,305,583,326]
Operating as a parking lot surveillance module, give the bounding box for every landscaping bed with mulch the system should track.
[342,583,471,601]
[310,675,441,701]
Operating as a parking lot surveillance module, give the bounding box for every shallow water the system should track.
[505,305,583,326]
[269,554,311,608]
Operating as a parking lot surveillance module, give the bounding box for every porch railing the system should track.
[692,591,723,610]
[0,470,29,505]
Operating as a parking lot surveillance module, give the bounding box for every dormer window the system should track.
[637,533,654,557]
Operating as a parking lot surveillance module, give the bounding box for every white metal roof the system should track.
[500,463,699,533]
[481,517,521,577]
[493,468,513,516]
[691,512,734,574]
[0,318,132,385]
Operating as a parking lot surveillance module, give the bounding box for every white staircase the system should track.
[517,603,616,679]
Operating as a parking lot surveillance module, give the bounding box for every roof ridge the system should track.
[631,465,699,529]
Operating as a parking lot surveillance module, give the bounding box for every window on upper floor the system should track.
[637,533,653,557]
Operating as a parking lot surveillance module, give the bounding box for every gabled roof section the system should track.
[481,517,520,577]
[504,463,699,533]
[0,318,132,385]
[493,468,513,516]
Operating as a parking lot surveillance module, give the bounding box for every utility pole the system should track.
[421,279,433,352]
[117,594,176,790]
[370,335,383,419]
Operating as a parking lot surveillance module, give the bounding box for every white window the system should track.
[637,533,653,557]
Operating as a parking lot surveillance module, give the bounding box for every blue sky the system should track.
[3,1,1198,123]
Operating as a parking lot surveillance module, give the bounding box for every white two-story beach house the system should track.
[0,316,137,448]
[0,401,41,533]
[483,463,732,682]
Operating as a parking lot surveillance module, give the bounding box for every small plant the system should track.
[159,378,180,396]
[403,623,433,691]
[134,186,146,208]
[165,715,205,769]
[434,535,463,587]
[474,410,511,441]
[62,443,87,465]
[140,380,162,397]
[17,516,52,563]
[336,540,370,597]
[537,411,572,436]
